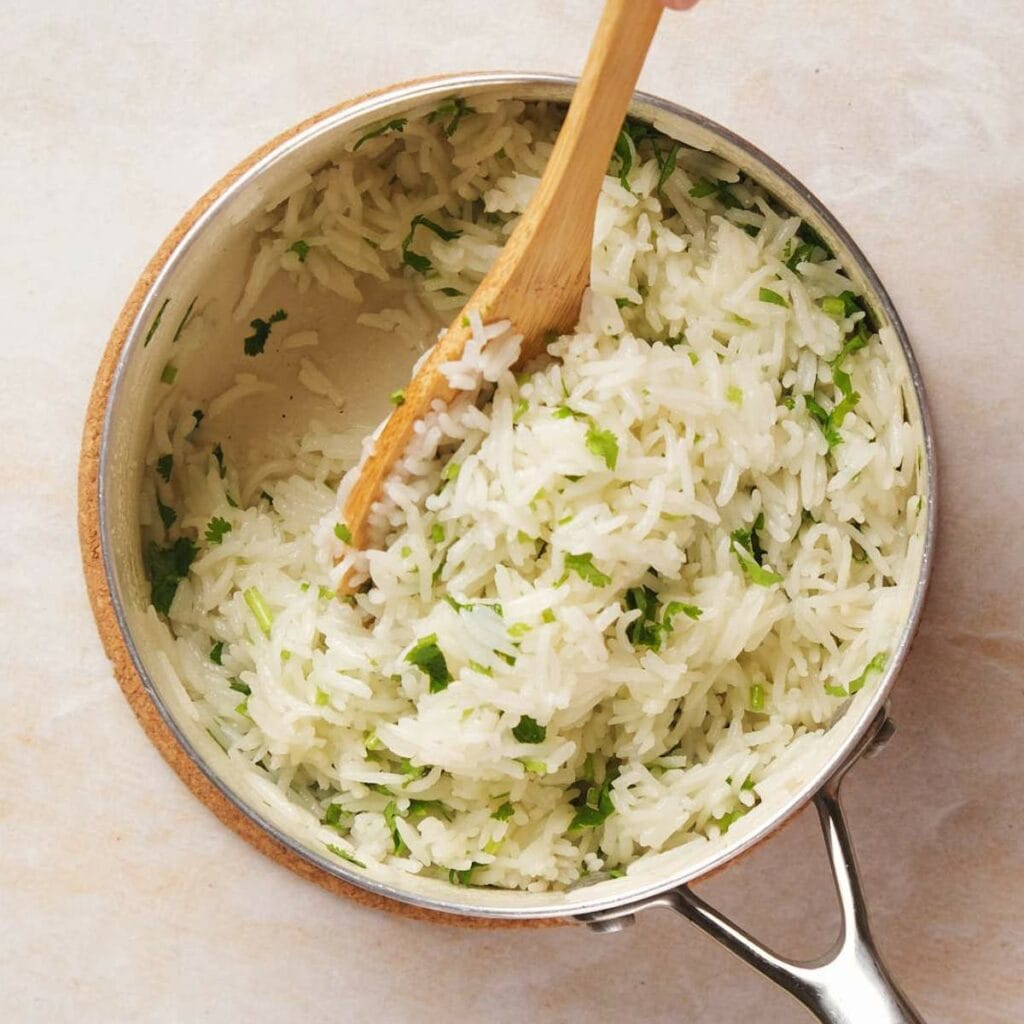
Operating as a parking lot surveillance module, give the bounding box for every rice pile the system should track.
[142,97,924,890]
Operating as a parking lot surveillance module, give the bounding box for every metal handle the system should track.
[579,713,924,1022]
[667,777,923,1023]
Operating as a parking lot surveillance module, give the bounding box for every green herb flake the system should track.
[749,682,766,711]
[825,652,887,698]
[656,141,681,193]
[155,454,173,483]
[325,843,366,869]
[759,287,788,307]
[613,128,634,191]
[429,522,445,544]
[568,771,617,832]
[585,424,619,470]
[244,587,274,636]
[243,308,287,356]
[171,297,197,343]
[726,385,743,406]
[229,678,251,696]
[519,758,547,776]
[507,622,531,639]
[561,552,612,588]
[733,314,753,328]
[156,493,176,530]
[665,601,702,623]
[427,96,474,137]
[730,517,783,587]
[314,688,330,706]
[821,295,847,318]
[512,715,546,744]
[144,537,197,615]
[204,517,232,545]
[209,641,224,665]
[334,522,352,543]
[405,634,453,693]
[542,609,556,624]
[625,585,667,652]
[492,801,515,822]
[160,363,177,385]
[287,239,310,262]
[688,177,719,199]
[513,398,529,423]
[441,461,460,482]
[468,660,494,677]
[389,388,406,407]
[144,298,170,347]
[401,214,462,275]
[352,116,407,151]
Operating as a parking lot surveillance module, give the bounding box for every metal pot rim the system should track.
[95,71,938,921]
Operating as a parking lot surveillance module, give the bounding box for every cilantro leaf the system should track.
[243,308,287,356]
[665,601,702,622]
[209,641,224,665]
[427,96,474,137]
[585,424,619,470]
[758,287,788,307]
[512,716,546,744]
[155,454,173,483]
[405,634,453,693]
[156,493,176,530]
[325,843,366,869]
[561,552,612,588]
[204,517,232,545]
[492,802,514,822]
[334,522,352,543]
[287,239,310,262]
[401,215,462,275]
[143,298,169,347]
[568,765,618,832]
[825,652,887,698]
[730,518,783,587]
[625,584,666,651]
[144,537,197,615]
[352,116,407,151]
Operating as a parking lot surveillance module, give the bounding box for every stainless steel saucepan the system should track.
[80,74,936,1023]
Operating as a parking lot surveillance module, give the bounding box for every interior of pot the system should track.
[96,74,935,919]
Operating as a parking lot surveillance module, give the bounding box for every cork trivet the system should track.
[78,80,562,929]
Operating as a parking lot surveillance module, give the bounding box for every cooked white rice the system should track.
[142,97,925,890]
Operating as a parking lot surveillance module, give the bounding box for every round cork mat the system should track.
[77,79,562,930]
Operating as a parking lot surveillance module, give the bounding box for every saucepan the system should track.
[79,73,936,1023]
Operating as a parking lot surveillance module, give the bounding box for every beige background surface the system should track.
[2,1,1022,1021]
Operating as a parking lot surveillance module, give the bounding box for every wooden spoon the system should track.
[340,0,664,574]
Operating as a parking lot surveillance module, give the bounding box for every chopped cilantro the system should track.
[204,517,232,545]
[384,800,408,855]
[430,522,445,544]
[665,601,702,622]
[519,758,547,776]
[405,634,453,693]
[507,622,531,638]
[759,287,788,307]
[441,461,460,482]
[513,398,529,423]
[569,768,617,832]
[156,493,176,530]
[209,641,224,664]
[688,177,719,199]
[448,864,477,886]
[427,96,474,137]
[726,385,743,406]
[656,141,681,193]
[287,240,310,263]
[228,678,250,696]
[613,128,634,190]
[585,424,619,470]
[749,682,766,711]
[401,214,463,274]
[468,660,493,677]
[512,716,546,744]
[712,805,749,834]
[492,801,515,822]
[172,297,197,343]
[160,363,177,385]
[352,116,407,151]
[143,298,169,347]
[439,287,463,297]
[731,517,783,587]
[389,388,406,406]
[625,584,667,651]
[325,843,366,869]
[542,609,556,624]
[212,443,226,477]
[821,295,847,318]
[155,454,173,482]
[243,308,287,356]
[334,522,352,543]
[243,587,273,636]
[825,652,887,698]
[315,688,329,706]
[144,537,197,615]
[561,552,611,588]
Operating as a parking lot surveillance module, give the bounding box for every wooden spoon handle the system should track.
[340,0,663,561]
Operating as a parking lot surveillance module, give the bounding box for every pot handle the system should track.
[665,776,923,1023]
[579,712,924,1022]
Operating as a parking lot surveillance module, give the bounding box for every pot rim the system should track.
[90,71,938,921]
